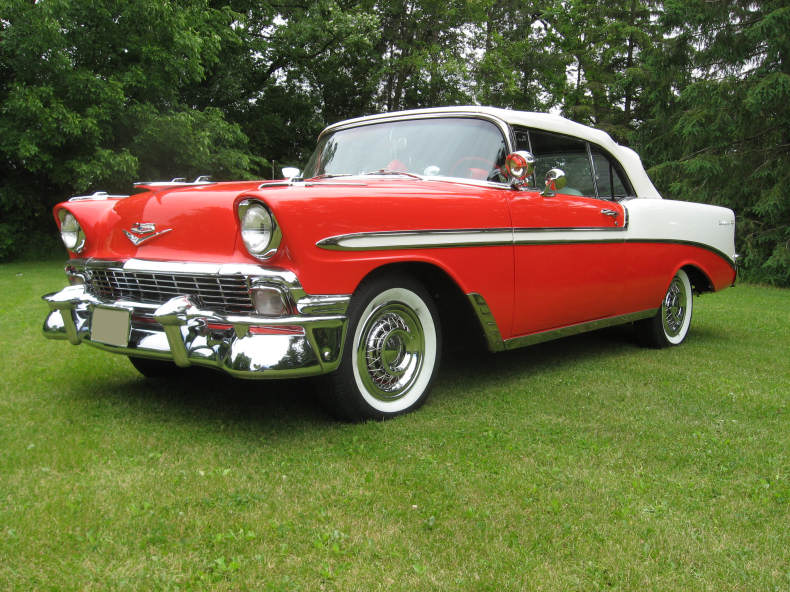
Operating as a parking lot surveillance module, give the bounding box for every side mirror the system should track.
[282,167,301,180]
[540,168,567,197]
[503,151,535,188]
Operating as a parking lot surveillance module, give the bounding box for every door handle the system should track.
[601,208,619,217]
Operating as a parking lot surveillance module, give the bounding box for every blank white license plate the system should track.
[91,306,131,347]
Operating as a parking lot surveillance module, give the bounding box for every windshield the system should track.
[302,117,509,182]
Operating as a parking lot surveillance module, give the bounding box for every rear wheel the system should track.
[637,269,693,348]
[325,276,441,421]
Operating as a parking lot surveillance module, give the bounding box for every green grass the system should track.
[1,261,788,590]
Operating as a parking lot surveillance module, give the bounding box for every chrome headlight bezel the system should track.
[58,209,86,254]
[237,199,282,260]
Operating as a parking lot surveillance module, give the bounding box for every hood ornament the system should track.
[123,222,173,246]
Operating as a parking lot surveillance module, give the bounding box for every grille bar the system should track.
[86,268,254,315]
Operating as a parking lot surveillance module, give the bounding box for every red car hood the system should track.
[62,181,261,263]
[59,176,508,264]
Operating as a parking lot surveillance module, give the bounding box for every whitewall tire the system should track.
[637,268,694,348]
[326,276,441,420]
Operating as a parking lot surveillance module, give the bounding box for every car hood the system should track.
[61,176,509,262]
[62,181,260,262]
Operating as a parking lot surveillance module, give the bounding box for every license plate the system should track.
[91,306,131,347]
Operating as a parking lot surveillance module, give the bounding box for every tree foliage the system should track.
[0,0,787,284]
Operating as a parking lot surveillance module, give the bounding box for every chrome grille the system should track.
[86,268,253,314]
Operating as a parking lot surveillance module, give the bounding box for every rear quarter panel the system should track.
[620,199,737,310]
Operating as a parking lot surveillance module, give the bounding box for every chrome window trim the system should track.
[311,113,516,190]
[320,111,516,154]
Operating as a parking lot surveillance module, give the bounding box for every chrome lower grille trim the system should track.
[85,267,254,315]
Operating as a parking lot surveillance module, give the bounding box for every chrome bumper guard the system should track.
[43,282,350,379]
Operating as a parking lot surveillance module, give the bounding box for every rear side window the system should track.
[513,126,633,199]
[590,146,631,199]
[528,130,596,197]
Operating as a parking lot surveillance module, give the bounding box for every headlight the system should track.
[238,199,281,260]
[58,210,86,253]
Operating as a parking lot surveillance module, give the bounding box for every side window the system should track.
[528,130,596,197]
[590,146,631,199]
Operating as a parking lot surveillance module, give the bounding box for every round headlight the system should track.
[58,210,85,253]
[238,200,280,259]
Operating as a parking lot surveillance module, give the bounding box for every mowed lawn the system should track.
[1,260,788,591]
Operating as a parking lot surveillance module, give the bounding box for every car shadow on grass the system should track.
[85,321,726,426]
[107,365,331,427]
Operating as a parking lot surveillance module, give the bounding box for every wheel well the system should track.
[355,262,488,353]
[682,265,714,295]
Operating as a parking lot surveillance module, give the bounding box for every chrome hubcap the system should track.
[662,277,687,337]
[357,304,424,401]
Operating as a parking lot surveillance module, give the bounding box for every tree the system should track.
[0,0,258,259]
[636,0,790,284]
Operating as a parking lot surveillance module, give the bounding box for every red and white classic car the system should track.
[43,107,737,420]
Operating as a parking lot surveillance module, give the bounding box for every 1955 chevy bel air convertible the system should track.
[42,106,737,420]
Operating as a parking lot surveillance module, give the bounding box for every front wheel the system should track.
[325,276,441,421]
[637,268,694,348]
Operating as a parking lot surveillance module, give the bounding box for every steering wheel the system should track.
[448,156,496,180]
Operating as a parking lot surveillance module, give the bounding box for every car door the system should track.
[508,129,627,337]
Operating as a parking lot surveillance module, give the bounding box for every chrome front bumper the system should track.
[42,266,350,379]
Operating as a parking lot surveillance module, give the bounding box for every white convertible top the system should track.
[325,106,662,199]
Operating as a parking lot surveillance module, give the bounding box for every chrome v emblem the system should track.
[123,222,173,246]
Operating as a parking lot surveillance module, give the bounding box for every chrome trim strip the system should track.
[321,112,516,155]
[466,293,505,352]
[316,226,736,266]
[466,291,659,352]
[296,295,351,316]
[503,309,658,350]
[315,112,516,189]
[69,191,129,202]
[317,229,513,251]
[74,258,299,284]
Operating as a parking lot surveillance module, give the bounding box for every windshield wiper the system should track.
[364,169,423,179]
[305,173,352,181]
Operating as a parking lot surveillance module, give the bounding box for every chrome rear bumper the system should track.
[43,283,349,379]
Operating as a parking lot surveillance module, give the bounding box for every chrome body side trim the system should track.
[502,309,658,350]
[43,260,350,379]
[318,228,513,251]
[316,227,736,267]
[466,291,658,352]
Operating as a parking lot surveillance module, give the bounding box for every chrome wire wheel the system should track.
[662,276,687,338]
[350,285,438,415]
[357,304,424,400]
[659,269,693,346]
